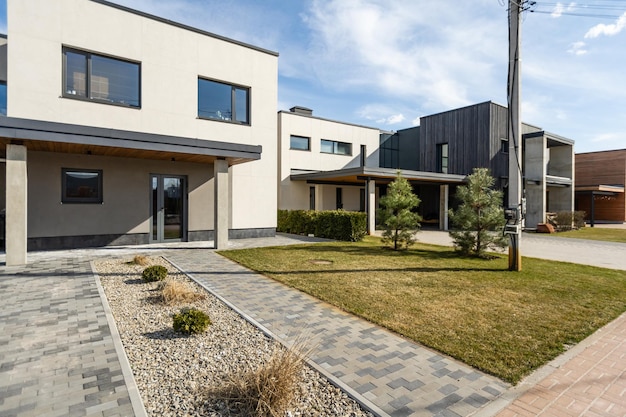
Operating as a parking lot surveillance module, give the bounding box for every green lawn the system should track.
[552,227,626,243]
[219,236,626,384]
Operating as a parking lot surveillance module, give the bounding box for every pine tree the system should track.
[377,172,422,250]
[448,168,507,257]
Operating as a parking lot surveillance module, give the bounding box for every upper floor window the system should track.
[0,81,6,116]
[436,143,449,174]
[63,47,140,108]
[198,78,249,124]
[290,135,310,151]
[321,139,352,155]
[500,138,509,154]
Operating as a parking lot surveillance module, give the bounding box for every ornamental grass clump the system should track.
[209,341,308,417]
[172,308,211,334]
[160,279,206,305]
[142,265,168,282]
[130,254,150,266]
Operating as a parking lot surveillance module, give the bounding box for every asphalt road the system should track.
[415,229,626,271]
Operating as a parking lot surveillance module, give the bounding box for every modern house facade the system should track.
[278,101,575,231]
[1,0,278,265]
[575,149,626,224]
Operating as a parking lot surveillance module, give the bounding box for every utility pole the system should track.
[507,0,523,271]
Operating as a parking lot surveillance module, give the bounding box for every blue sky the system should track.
[1,0,625,153]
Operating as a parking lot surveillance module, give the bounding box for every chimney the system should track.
[289,106,313,116]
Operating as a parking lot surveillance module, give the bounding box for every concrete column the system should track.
[367,179,376,234]
[6,144,28,266]
[213,159,229,249]
[439,184,449,231]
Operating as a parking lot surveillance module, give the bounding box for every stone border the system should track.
[91,261,148,417]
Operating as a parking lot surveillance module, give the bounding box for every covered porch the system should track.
[1,117,261,266]
[290,166,466,234]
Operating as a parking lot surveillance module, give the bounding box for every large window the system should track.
[321,139,352,155]
[290,135,310,151]
[62,169,103,204]
[63,47,140,108]
[436,143,449,174]
[0,81,6,116]
[198,78,249,124]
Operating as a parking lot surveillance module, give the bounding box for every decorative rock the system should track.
[96,257,373,417]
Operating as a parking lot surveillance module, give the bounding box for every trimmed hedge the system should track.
[277,209,367,242]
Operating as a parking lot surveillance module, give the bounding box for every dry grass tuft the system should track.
[160,279,206,305]
[129,255,150,266]
[209,340,309,417]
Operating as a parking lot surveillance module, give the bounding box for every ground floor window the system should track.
[62,169,103,203]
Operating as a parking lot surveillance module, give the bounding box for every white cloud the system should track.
[302,0,505,111]
[567,41,587,56]
[357,104,406,125]
[377,114,406,125]
[585,12,626,39]
[551,2,576,18]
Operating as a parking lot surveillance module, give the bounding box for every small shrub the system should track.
[277,209,366,241]
[142,265,168,282]
[550,211,586,231]
[160,280,205,305]
[172,308,211,334]
[208,341,307,416]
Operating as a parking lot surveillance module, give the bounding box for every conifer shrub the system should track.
[172,308,211,334]
[142,265,168,282]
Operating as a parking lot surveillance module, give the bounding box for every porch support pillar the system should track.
[366,178,376,234]
[439,184,449,231]
[6,144,28,266]
[214,158,229,249]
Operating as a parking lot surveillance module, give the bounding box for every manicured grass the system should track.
[219,236,626,384]
[551,227,626,243]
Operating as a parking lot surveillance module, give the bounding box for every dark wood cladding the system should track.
[575,149,626,221]
[420,102,509,179]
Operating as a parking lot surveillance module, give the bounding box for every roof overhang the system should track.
[290,166,467,185]
[523,130,575,147]
[576,184,625,195]
[0,117,261,165]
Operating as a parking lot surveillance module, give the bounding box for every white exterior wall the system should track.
[7,0,278,231]
[278,111,380,211]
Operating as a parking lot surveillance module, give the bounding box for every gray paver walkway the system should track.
[0,258,145,417]
[165,249,509,417]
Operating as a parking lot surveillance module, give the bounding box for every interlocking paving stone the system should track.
[0,259,139,417]
[165,248,510,417]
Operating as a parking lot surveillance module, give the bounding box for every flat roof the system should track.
[290,166,466,185]
[91,0,279,57]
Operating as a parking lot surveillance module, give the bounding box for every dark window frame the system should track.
[0,81,6,116]
[321,139,352,156]
[62,46,141,109]
[501,138,509,154]
[436,143,449,174]
[62,168,103,204]
[197,77,250,125]
[290,135,311,151]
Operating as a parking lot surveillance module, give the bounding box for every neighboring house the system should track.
[279,101,575,231]
[0,0,278,265]
[575,149,626,224]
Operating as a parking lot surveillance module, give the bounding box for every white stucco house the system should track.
[0,0,278,265]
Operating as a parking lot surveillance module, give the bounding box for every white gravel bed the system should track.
[95,256,374,417]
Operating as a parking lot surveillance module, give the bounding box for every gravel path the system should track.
[95,256,373,417]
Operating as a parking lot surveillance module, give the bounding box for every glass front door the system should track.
[151,175,186,242]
